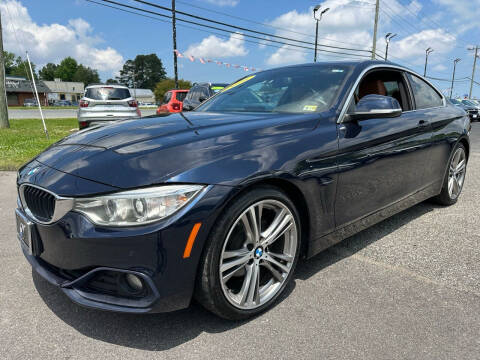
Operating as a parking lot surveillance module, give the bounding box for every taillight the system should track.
[128,100,138,107]
[79,100,89,107]
[79,121,88,129]
[172,103,180,111]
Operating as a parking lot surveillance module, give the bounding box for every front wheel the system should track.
[195,186,301,320]
[433,143,467,205]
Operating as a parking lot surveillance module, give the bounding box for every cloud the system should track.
[392,29,456,61]
[0,0,124,74]
[184,33,248,58]
[266,45,308,65]
[202,0,238,7]
[433,0,480,32]
[265,1,376,66]
[433,64,447,72]
[263,0,462,68]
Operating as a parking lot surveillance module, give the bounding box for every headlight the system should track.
[73,185,204,226]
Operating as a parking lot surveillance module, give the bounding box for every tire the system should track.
[432,143,467,206]
[195,186,301,320]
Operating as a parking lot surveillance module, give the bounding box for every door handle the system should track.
[418,120,430,128]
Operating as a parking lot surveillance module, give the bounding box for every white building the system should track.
[130,88,155,104]
[43,78,84,104]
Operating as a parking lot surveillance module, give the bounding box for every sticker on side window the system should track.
[222,75,256,92]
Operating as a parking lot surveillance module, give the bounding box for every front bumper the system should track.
[15,177,234,313]
[21,243,161,313]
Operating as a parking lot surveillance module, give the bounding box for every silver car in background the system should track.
[77,84,141,129]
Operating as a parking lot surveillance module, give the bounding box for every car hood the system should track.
[32,111,321,189]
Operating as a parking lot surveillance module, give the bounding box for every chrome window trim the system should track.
[19,184,73,225]
[337,63,446,124]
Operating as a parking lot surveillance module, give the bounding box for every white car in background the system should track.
[77,84,141,129]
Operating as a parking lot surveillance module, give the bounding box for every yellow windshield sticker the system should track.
[303,105,318,112]
[222,75,256,92]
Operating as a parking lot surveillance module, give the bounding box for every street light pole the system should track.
[313,5,329,62]
[468,45,478,99]
[424,47,433,77]
[450,58,461,99]
[384,33,397,61]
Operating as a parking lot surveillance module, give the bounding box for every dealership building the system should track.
[43,78,84,104]
[5,76,49,106]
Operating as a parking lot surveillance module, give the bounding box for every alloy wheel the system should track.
[219,199,298,310]
[448,147,466,199]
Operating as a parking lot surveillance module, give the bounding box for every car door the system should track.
[334,68,433,227]
[405,73,460,188]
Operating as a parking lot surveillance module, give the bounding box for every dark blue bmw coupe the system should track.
[15,61,470,319]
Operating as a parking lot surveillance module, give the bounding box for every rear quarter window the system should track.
[407,74,443,109]
[176,92,187,102]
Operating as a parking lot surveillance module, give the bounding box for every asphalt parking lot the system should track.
[0,125,479,359]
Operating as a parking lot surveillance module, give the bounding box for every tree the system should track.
[3,51,16,74]
[106,78,119,84]
[72,64,100,86]
[116,54,167,90]
[39,63,58,80]
[54,57,78,81]
[3,51,37,79]
[154,78,191,102]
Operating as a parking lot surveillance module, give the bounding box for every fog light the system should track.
[125,274,144,292]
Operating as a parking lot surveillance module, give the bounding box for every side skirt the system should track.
[307,181,442,258]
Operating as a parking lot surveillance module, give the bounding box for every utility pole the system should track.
[172,0,178,89]
[313,5,329,63]
[371,0,380,60]
[424,47,433,77]
[0,11,9,129]
[468,45,478,99]
[449,58,461,99]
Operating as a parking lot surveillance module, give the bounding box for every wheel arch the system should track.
[226,177,311,258]
[458,136,470,160]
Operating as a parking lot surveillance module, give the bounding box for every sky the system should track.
[1,0,479,98]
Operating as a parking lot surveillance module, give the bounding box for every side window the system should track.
[199,87,210,99]
[162,91,172,104]
[355,70,410,111]
[407,74,443,109]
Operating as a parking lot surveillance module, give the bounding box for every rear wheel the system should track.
[433,143,467,205]
[195,186,301,320]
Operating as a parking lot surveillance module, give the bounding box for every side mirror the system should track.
[345,94,402,122]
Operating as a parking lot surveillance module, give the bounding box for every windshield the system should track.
[461,99,476,107]
[196,65,352,113]
[85,87,131,100]
[450,98,461,105]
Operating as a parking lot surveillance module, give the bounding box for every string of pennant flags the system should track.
[174,50,262,72]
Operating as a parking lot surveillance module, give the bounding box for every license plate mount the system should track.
[16,209,34,255]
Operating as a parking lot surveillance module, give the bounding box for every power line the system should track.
[129,0,372,54]
[394,0,470,47]
[426,75,470,82]
[92,0,373,58]
[172,0,374,48]
[3,2,37,100]
[86,0,367,61]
